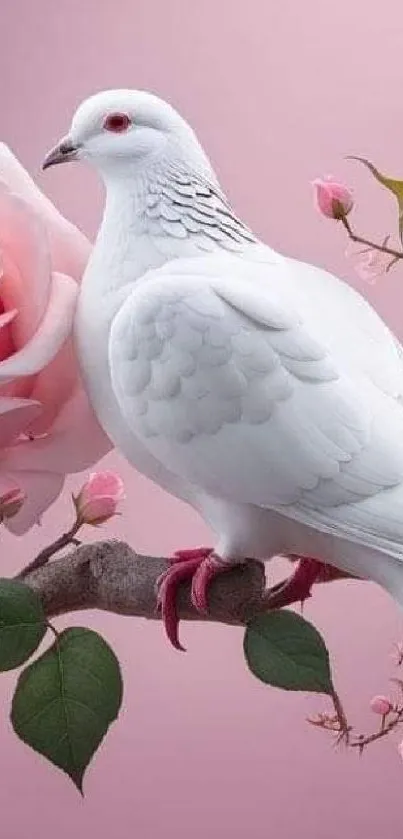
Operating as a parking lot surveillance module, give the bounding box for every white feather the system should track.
[69,89,403,608]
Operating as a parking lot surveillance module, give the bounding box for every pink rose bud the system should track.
[0,487,25,520]
[75,471,125,526]
[312,177,354,220]
[369,695,392,716]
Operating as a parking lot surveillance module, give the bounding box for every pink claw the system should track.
[156,557,203,651]
[264,557,323,609]
[156,548,232,649]
[191,552,229,612]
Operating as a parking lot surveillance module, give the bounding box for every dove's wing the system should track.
[109,252,403,539]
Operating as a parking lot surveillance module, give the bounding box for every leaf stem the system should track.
[330,687,351,744]
[47,621,61,640]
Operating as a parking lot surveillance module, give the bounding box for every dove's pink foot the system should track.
[156,547,232,650]
[265,555,357,610]
[265,556,323,609]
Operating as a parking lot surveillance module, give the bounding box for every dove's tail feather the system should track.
[273,493,403,610]
[272,484,403,607]
[274,491,403,561]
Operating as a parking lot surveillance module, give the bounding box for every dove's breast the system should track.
[72,175,258,499]
[74,263,195,502]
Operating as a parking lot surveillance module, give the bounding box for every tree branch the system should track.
[21,540,267,625]
[20,541,354,737]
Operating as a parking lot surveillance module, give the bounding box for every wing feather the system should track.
[109,253,403,516]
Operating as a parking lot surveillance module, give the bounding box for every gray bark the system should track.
[23,540,267,625]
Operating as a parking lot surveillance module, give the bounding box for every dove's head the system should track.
[42,89,207,178]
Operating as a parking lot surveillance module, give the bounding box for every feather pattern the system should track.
[109,254,403,531]
[141,163,257,252]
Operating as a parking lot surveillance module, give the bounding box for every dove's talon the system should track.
[264,557,323,610]
[156,548,233,648]
[156,557,203,650]
[190,552,230,612]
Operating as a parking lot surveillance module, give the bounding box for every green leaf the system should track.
[348,156,403,241]
[244,610,333,694]
[0,578,46,671]
[11,627,123,792]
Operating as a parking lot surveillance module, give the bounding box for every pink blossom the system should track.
[75,472,126,526]
[355,249,391,284]
[312,176,354,219]
[0,487,25,520]
[0,145,110,533]
[369,695,392,716]
[345,241,392,284]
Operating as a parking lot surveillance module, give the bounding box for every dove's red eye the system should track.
[103,113,132,133]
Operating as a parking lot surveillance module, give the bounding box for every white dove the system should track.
[43,89,403,649]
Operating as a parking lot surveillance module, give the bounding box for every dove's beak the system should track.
[42,136,80,170]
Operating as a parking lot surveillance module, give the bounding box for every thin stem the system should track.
[330,688,351,744]
[350,707,403,752]
[47,621,61,640]
[341,216,403,259]
[18,520,82,579]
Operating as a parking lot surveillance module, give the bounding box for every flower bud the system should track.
[369,695,392,716]
[312,177,354,220]
[0,487,25,520]
[75,471,125,526]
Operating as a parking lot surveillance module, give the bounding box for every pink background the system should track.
[2,0,403,836]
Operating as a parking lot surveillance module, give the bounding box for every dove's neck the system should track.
[82,145,256,301]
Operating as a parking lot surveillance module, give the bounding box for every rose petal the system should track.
[0,183,51,345]
[27,338,76,434]
[0,387,110,475]
[3,470,65,534]
[0,308,17,362]
[312,177,353,219]
[0,144,90,280]
[80,495,119,524]
[0,397,42,448]
[0,486,26,519]
[82,471,125,502]
[0,309,17,329]
[0,272,78,381]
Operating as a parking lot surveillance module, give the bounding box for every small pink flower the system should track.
[312,176,354,220]
[0,487,25,520]
[345,241,392,285]
[75,471,125,526]
[369,695,392,716]
[355,249,391,284]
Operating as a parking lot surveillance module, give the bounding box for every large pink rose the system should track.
[0,144,110,534]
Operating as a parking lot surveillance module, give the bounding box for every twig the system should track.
[348,706,403,753]
[18,521,81,579]
[341,216,403,259]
